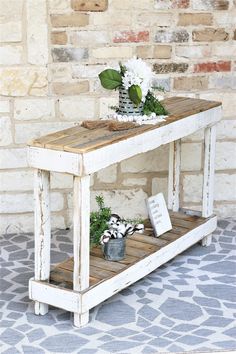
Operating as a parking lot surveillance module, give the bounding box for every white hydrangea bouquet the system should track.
[99,58,168,123]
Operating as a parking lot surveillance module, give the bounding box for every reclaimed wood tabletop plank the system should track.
[28,97,221,154]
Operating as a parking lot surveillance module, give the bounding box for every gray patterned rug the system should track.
[0,219,236,354]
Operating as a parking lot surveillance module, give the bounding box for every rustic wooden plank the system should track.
[90,246,139,265]
[30,279,80,313]
[57,258,73,271]
[29,98,221,154]
[31,131,69,148]
[126,238,158,252]
[125,244,153,258]
[28,147,82,175]
[81,216,217,312]
[168,140,181,212]
[164,98,220,114]
[73,175,90,327]
[131,233,163,247]
[34,169,51,316]
[201,124,216,246]
[51,267,73,283]
[171,216,204,230]
[90,265,116,279]
[29,125,84,148]
[169,210,204,222]
[58,255,126,273]
[46,127,115,151]
[90,246,104,258]
[64,124,152,153]
[117,255,139,265]
[45,128,94,151]
[89,276,101,286]
[55,259,119,282]
[160,233,180,242]
[70,102,211,153]
[90,256,127,272]
[169,224,189,235]
[49,211,217,301]
[163,98,199,113]
[82,107,221,175]
[50,264,106,287]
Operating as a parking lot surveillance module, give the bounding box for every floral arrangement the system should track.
[100,213,144,245]
[90,195,144,247]
[98,58,168,117]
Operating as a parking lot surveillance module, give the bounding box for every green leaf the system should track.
[99,69,122,90]
[119,61,127,76]
[128,85,142,106]
[90,195,111,246]
[143,91,168,116]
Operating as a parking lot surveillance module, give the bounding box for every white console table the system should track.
[27,97,221,327]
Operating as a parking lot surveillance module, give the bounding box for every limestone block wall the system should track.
[0,0,236,233]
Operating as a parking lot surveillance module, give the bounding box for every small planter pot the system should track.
[119,86,144,116]
[102,238,126,261]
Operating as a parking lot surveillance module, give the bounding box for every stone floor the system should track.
[0,218,236,354]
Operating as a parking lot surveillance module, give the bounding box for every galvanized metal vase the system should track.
[102,238,126,261]
[119,86,144,116]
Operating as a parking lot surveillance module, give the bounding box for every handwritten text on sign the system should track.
[146,193,172,237]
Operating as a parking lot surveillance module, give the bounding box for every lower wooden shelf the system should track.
[50,211,215,290]
[30,210,216,314]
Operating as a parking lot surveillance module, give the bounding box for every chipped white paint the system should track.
[82,107,221,175]
[73,176,90,327]
[29,279,80,313]
[201,125,216,246]
[28,104,221,327]
[81,216,217,312]
[28,147,82,175]
[168,140,181,212]
[34,169,51,315]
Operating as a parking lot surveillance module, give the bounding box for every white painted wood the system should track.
[34,169,51,315]
[82,107,221,175]
[73,176,90,327]
[29,104,221,325]
[29,279,80,313]
[81,216,217,312]
[168,140,181,212]
[179,208,202,217]
[28,147,82,175]
[201,124,217,246]
[202,125,216,217]
[201,235,212,246]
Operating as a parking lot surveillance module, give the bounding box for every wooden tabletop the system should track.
[29,97,221,154]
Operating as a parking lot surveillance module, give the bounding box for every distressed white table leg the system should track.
[168,140,181,212]
[34,169,51,315]
[201,125,216,246]
[73,175,90,327]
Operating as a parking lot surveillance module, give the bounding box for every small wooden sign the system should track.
[146,193,172,237]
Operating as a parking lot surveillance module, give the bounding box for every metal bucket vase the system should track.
[102,238,126,261]
[119,86,144,116]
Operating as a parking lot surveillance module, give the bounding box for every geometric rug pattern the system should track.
[0,218,236,353]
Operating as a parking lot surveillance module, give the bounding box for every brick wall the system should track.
[0,0,235,233]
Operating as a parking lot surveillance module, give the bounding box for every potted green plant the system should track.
[90,196,126,261]
[98,58,168,117]
[90,195,111,248]
[90,195,144,261]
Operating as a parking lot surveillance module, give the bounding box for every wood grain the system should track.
[29,97,221,154]
[50,211,206,289]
